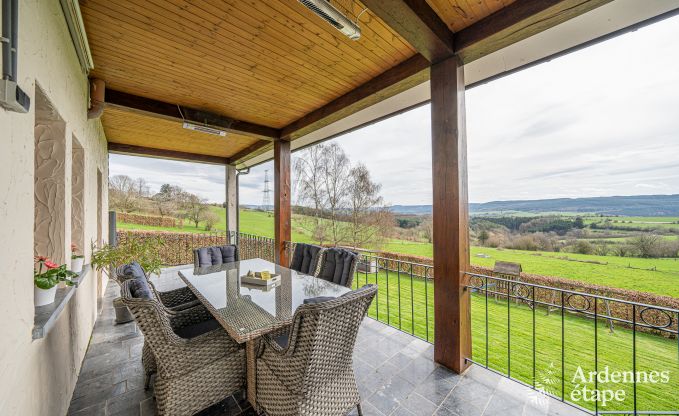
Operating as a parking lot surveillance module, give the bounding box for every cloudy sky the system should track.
[110,15,679,205]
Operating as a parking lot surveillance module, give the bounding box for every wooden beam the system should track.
[229,140,273,166]
[281,54,429,141]
[454,0,612,63]
[361,0,454,63]
[107,142,228,165]
[273,140,291,267]
[105,90,280,141]
[431,55,471,373]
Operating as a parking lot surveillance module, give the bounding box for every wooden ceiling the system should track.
[426,0,517,32]
[103,107,259,158]
[82,0,610,164]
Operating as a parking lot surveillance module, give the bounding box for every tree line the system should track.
[109,176,221,231]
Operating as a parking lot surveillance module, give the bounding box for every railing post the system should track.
[431,54,471,374]
[274,140,291,267]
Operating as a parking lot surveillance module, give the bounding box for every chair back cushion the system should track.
[290,243,323,275]
[318,248,358,287]
[122,261,146,279]
[128,276,154,300]
[194,245,238,267]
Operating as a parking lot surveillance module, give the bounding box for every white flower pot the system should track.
[71,257,85,273]
[34,285,57,306]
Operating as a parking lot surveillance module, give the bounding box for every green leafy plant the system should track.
[90,236,165,276]
[34,256,78,289]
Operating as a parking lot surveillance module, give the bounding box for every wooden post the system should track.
[225,164,238,235]
[431,55,471,374]
[274,140,291,266]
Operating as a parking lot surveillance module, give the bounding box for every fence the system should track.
[116,212,183,228]
[116,230,275,265]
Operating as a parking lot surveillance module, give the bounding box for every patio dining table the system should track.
[178,258,352,409]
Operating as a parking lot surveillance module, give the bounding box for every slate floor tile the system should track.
[68,272,590,416]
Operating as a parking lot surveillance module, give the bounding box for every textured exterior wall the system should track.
[72,139,85,253]
[0,0,109,414]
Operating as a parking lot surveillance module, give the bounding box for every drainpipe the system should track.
[87,78,105,119]
[236,168,250,236]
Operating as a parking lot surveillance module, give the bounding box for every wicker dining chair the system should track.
[193,244,239,268]
[114,262,199,311]
[316,247,359,288]
[255,284,378,416]
[289,243,325,276]
[120,279,246,416]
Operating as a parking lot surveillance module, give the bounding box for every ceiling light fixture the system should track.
[177,105,227,137]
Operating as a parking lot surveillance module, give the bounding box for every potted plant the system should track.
[71,243,85,273]
[34,256,78,306]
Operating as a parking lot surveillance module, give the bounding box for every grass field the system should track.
[355,271,679,413]
[118,209,679,297]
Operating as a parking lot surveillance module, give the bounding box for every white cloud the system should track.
[111,15,679,205]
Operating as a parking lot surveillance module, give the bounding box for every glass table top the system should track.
[178,258,351,343]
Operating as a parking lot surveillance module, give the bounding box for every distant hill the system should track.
[387,195,679,216]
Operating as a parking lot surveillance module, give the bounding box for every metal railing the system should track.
[465,271,679,415]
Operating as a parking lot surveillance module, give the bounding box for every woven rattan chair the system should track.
[255,284,377,416]
[316,247,359,288]
[289,243,325,277]
[121,279,246,416]
[193,244,239,268]
[114,262,199,311]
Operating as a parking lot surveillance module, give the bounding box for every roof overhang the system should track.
[239,0,679,168]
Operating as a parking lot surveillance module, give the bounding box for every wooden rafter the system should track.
[361,0,454,63]
[454,0,613,63]
[105,90,280,141]
[108,142,228,165]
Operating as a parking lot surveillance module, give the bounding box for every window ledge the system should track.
[33,264,91,340]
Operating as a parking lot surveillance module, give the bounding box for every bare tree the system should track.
[323,143,351,246]
[630,234,661,258]
[109,175,141,213]
[201,210,220,231]
[152,184,182,217]
[294,144,329,245]
[346,163,390,249]
[183,193,208,228]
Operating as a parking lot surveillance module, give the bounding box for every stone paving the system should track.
[67,267,587,416]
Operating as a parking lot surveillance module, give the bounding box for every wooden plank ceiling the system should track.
[426,0,517,32]
[81,0,600,164]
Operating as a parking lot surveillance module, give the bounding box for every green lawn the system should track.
[118,209,679,297]
[355,270,679,413]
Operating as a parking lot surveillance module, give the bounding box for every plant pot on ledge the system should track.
[34,285,57,307]
[34,256,77,307]
[71,257,85,273]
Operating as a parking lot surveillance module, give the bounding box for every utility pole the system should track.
[262,169,271,213]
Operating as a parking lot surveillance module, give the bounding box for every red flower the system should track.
[44,261,59,269]
[35,256,49,262]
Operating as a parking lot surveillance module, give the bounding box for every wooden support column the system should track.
[274,140,291,266]
[431,55,471,374]
[225,165,238,235]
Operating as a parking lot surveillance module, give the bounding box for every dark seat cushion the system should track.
[174,319,222,339]
[272,332,289,349]
[318,248,358,287]
[303,296,335,305]
[128,277,153,300]
[195,245,238,267]
[122,261,145,280]
[290,243,323,275]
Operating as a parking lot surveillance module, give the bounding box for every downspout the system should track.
[236,168,250,235]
